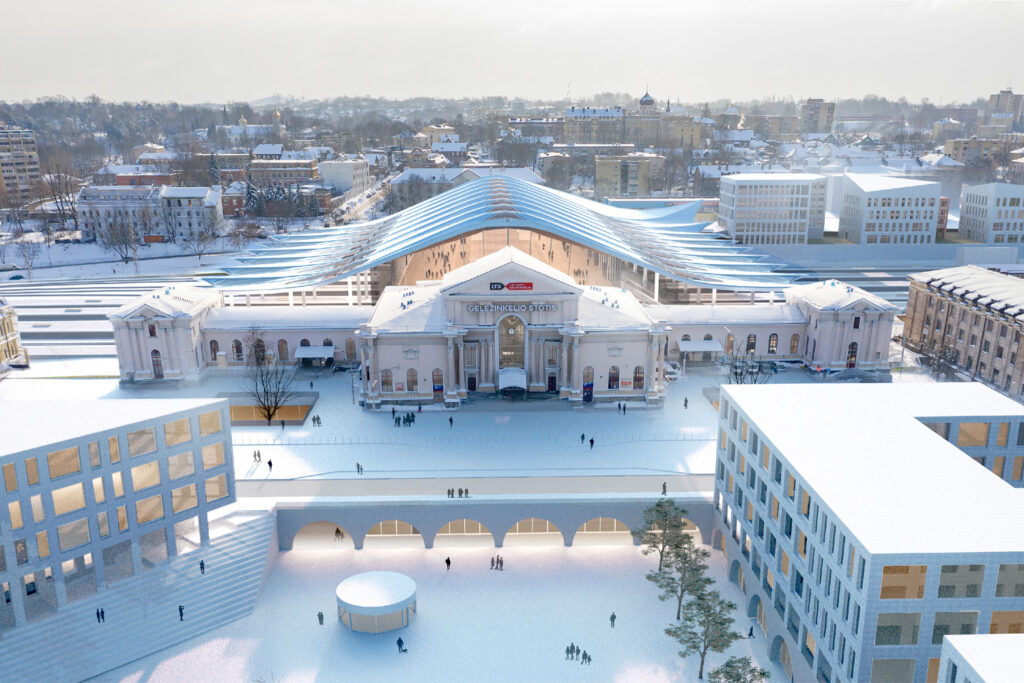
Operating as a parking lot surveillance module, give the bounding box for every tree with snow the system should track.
[208,154,221,184]
[665,590,741,680]
[647,536,712,619]
[708,657,771,683]
[12,227,41,280]
[633,499,691,571]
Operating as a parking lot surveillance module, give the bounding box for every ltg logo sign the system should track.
[490,282,533,291]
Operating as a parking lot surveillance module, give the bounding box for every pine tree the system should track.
[708,657,771,683]
[307,195,320,218]
[632,499,691,571]
[647,537,712,619]
[208,154,221,184]
[665,590,741,679]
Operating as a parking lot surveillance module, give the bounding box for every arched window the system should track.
[151,350,164,379]
[277,339,289,362]
[148,323,157,338]
[725,334,735,355]
[323,338,333,348]
[847,342,858,368]
[432,368,443,397]
[768,333,778,355]
[633,365,644,390]
[703,333,713,341]
[790,334,800,355]
[209,339,219,360]
[253,338,266,363]
[381,369,393,392]
[681,334,691,342]
[498,316,525,368]
[407,368,418,392]
[231,339,243,362]
[300,338,310,347]
[746,334,757,354]
[345,338,356,361]
[608,366,620,390]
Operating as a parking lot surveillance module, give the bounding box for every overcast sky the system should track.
[4,0,1022,104]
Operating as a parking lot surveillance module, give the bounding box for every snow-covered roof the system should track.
[208,176,795,293]
[910,265,1024,320]
[942,634,1024,683]
[336,571,416,615]
[0,398,225,457]
[109,285,220,320]
[693,164,789,179]
[159,186,217,199]
[722,382,1024,554]
[432,142,468,153]
[440,246,576,291]
[784,279,898,312]
[205,305,372,331]
[721,173,825,183]
[253,143,284,156]
[647,304,806,326]
[844,173,939,193]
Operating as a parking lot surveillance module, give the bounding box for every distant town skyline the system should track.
[4,0,1023,105]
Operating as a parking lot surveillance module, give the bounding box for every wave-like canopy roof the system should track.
[209,176,796,292]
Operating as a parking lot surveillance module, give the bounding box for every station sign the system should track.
[466,303,558,313]
[489,282,533,291]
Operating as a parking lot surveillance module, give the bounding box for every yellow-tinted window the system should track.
[199,410,222,436]
[957,422,989,447]
[47,446,81,479]
[25,457,39,485]
[993,456,1006,478]
[164,418,192,447]
[57,518,90,550]
[801,490,811,516]
[108,436,120,463]
[797,530,807,558]
[764,567,774,589]
[997,422,1010,447]
[88,442,101,468]
[740,420,748,441]
[130,462,161,491]
[746,501,753,522]
[786,474,796,499]
[202,442,224,470]
[92,477,105,504]
[989,611,1024,634]
[849,545,857,577]
[8,500,23,529]
[780,550,790,577]
[112,471,125,497]
[804,629,815,656]
[116,505,128,531]
[52,482,86,516]
[727,474,734,493]
[205,474,228,502]
[3,463,17,492]
[926,658,940,683]
[168,452,195,480]
[720,429,727,450]
[172,484,198,513]
[135,494,164,524]
[97,511,110,538]
[738,454,746,474]
[880,565,928,599]
[771,495,780,520]
[1012,456,1024,481]
[762,445,770,470]
[36,531,50,559]
[127,427,157,457]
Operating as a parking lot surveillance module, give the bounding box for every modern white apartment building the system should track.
[718,173,827,245]
[937,634,1022,683]
[714,383,1024,683]
[958,183,1024,244]
[77,185,223,242]
[838,174,941,246]
[319,158,370,194]
[0,399,234,634]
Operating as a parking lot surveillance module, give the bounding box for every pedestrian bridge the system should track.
[275,493,714,550]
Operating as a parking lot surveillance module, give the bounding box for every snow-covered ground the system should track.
[93,541,785,683]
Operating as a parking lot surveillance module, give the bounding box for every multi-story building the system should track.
[93,164,179,187]
[0,398,234,633]
[0,122,41,203]
[958,183,1024,243]
[838,174,940,246]
[0,297,25,370]
[718,173,826,245]
[319,158,370,195]
[714,382,1024,683]
[77,186,222,242]
[938,634,1022,683]
[931,118,962,145]
[690,164,790,197]
[944,138,1002,167]
[594,153,664,199]
[741,114,800,138]
[801,99,835,135]
[987,89,1024,126]
[936,196,950,240]
[563,106,625,144]
[420,124,457,146]
[905,265,1024,402]
[1010,158,1024,186]
[157,186,224,240]
[247,158,318,187]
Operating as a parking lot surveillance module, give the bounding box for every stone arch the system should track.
[434,518,494,549]
[729,559,746,593]
[573,517,632,546]
[364,519,423,549]
[770,635,793,679]
[749,593,767,635]
[712,529,725,552]
[291,521,355,550]
[502,518,565,547]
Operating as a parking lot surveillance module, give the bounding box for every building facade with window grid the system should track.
[0,399,234,634]
[838,174,941,246]
[718,173,827,246]
[958,183,1024,244]
[714,383,1024,683]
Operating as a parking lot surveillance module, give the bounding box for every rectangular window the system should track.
[2,463,17,492]
[8,501,23,529]
[30,494,44,523]
[88,441,101,468]
[202,442,226,470]
[786,474,796,499]
[205,474,228,502]
[762,445,770,470]
[36,531,50,559]
[781,550,790,577]
[25,457,39,485]
[130,461,161,491]
[164,418,192,447]
[108,436,121,463]
[198,410,222,436]
[112,471,125,497]
[993,456,1006,479]
[47,446,81,479]
[880,565,928,599]
[92,476,105,504]
[168,452,195,479]
[931,611,978,644]
[874,612,920,646]
[995,564,1024,597]
[998,422,1010,447]
[797,530,808,558]
[135,494,165,524]
[171,484,199,514]
[740,420,748,441]
[801,490,811,516]
[1013,456,1024,481]
[97,511,110,538]
[771,495,780,520]
[957,422,989,447]
[52,482,86,516]
[117,505,128,531]
[57,518,91,551]
[127,427,157,457]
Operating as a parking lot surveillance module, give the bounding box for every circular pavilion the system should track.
[336,571,417,633]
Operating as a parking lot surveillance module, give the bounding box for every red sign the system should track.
[505,282,533,291]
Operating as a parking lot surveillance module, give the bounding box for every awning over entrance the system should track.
[294,345,336,359]
[497,367,527,390]
[677,340,724,354]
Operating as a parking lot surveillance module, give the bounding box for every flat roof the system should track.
[943,634,1024,682]
[0,398,226,457]
[720,383,1024,555]
[845,173,939,193]
[722,173,825,182]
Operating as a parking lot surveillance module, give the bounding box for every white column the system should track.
[712,289,717,305]
[347,277,353,305]
[446,339,456,399]
[456,341,464,390]
[559,337,569,390]
[654,272,660,302]
[572,337,582,394]
[288,291,294,307]
[647,338,657,396]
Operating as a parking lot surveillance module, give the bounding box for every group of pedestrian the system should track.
[617,402,628,414]
[95,608,106,623]
[395,411,417,428]
[564,643,590,664]
[334,527,345,541]
[446,487,469,498]
[311,414,323,427]
[317,611,324,625]
[579,433,596,448]
[490,555,504,570]
[355,462,364,475]
[252,449,263,464]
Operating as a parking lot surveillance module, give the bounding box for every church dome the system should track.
[639,91,655,106]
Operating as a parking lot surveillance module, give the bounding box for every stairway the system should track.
[0,509,277,682]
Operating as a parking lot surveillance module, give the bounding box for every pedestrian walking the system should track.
[396,637,406,653]
[257,449,261,462]
[280,419,285,430]
[96,608,101,623]
[253,451,258,464]
[392,406,396,418]
[565,645,572,660]
[178,605,184,621]
[464,487,469,497]
[100,608,105,622]
[310,380,314,390]
[623,404,626,414]
[418,404,422,413]
[490,557,495,570]
[581,650,588,665]
[267,459,273,473]
[449,416,453,428]
[356,462,361,475]
[199,560,205,575]
[662,482,667,496]
[589,437,594,449]
[569,642,575,660]
[610,612,616,628]
[318,611,324,625]
[335,527,343,541]
[684,397,688,409]
[458,488,463,498]
[580,433,585,444]
[498,556,504,571]
[445,557,451,572]
[748,626,754,639]
[575,644,580,660]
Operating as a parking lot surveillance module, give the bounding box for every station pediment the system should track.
[441,250,581,297]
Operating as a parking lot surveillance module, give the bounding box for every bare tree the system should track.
[226,222,253,251]
[242,327,299,425]
[724,354,775,385]
[43,164,80,232]
[181,215,220,263]
[0,232,9,264]
[12,227,41,280]
[97,214,139,273]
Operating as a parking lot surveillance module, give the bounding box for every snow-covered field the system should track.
[94,541,785,683]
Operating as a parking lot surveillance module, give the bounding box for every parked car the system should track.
[8,274,24,280]
[664,360,682,380]
[0,263,20,272]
